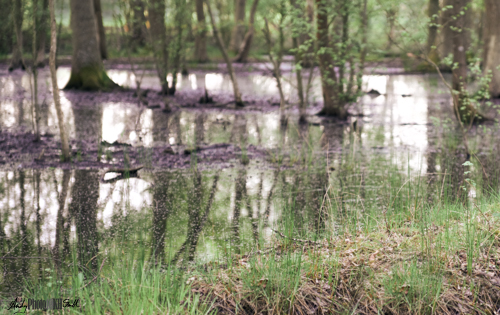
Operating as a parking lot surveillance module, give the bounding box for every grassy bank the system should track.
[13,194,500,314]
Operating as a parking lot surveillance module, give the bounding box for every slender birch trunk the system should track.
[33,0,41,141]
[263,18,286,125]
[206,0,244,106]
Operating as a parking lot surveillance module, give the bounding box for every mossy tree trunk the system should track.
[65,0,116,90]
[483,0,500,98]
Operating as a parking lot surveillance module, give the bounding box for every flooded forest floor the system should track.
[1,61,500,314]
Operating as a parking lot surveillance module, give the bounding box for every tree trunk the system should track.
[195,0,208,62]
[357,0,368,93]
[301,0,315,67]
[32,0,41,141]
[131,0,146,48]
[233,0,259,62]
[263,18,286,124]
[229,0,246,52]
[170,0,187,95]
[451,0,479,123]
[483,0,500,98]
[385,7,398,51]
[316,0,345,118]
[338,0,350,99]
[439,0,454,60]
[206,0,244,106]
[148,0,169,93]
[292,33,306,123]
[9,0,24,71]
[49,0,71,160]
[93,0,108,59]
[65,0,116,90]
[36,0,49,67]
[0,0,13,55]
[426,0,439,59]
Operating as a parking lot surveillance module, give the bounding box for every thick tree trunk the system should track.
[483,0,500,98]
[148,0,169,93]
[93,0,108,59]
[206,0,244,106]
[316,0,345,118]
[195,0,208,62]
[49,0,71,160]
[233,0,259,62]
[9,0,24,71]
[36,0,49,67]
[65,0,116,90]
[229,0,246,52]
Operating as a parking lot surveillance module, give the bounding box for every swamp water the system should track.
[1,66,500,296]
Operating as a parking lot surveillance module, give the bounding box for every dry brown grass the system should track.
[187,223,500,314]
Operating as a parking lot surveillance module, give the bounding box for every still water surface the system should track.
[1,66,499,294]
